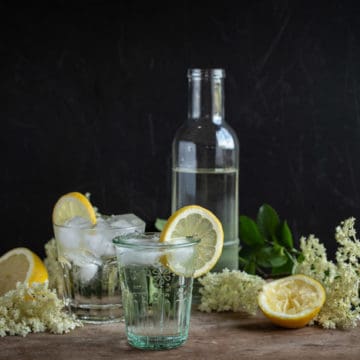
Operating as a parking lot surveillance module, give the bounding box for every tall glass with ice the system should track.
[113,232,199,350]
[53,213,145,323]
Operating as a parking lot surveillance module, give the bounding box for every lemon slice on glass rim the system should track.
[258,274,326,328]
[160,205,224,278]
[52,192,97,226]
[0,247,49,296]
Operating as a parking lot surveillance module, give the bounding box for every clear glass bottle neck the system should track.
[187,69,225,125]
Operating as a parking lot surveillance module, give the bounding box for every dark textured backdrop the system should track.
[1,1,360,259]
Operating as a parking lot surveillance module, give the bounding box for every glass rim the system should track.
[187,68,225,79]
[52,222,142,231]
[113,232,200,249]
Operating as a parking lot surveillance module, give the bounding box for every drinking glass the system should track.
[113,232,199,350]
[53,214,145,323]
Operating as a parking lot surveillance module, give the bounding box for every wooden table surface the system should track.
[1,309,359,360]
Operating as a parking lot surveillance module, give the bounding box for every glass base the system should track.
[127,332,187,350]
[70,303,123,324]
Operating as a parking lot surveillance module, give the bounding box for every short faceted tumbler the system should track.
[113,232,199,350]
[53,214,145,323]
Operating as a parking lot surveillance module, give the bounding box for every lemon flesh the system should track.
[52,192,97,226]
[160,205,224,278]
[0,247,49,296]
[258,274,326,328]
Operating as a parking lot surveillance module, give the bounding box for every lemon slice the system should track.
[0,247,49,296]
[52,192,97,225]
[160,205,224,278]
[258,274,326,328]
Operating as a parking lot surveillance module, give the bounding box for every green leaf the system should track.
[271,250,297,276]
[255,245,288,268]
[239,246,256,259]
[239,215,265,246]
[154,218,167,231]
[269,254,288,268]
[256,204,280,240]
[271,260,294,276]
[244,260,256,274]
[238,256,249,267]
[272,259,295,275]
[278,220,294,249]
[255,246,273,268]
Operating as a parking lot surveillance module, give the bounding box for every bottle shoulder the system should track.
[173,119,239,149]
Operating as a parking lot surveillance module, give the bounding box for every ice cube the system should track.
[94,217,110,229]
[83,230,106,256]
[115,247,161,266]
[108,218,131,228]
[78,263,99,283]
[64,216,92,228]
[165,245,196,276]
[63,250,101,282]
[99,240,116,257]
[54,226,83,250]
[113,233,161,265]
[64,249,102,267]
[173,238,197,262]
[107,214,146,233]
[170,245,195,262]
[83,228,116,257]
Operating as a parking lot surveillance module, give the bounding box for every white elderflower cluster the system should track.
[295,235,337,284]
[198,269,265,315]
[335,217,360,267]
[295,217,360,329]
[44,238,65,295]
[0,282,82,337]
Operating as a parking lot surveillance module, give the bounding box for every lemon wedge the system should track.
[52,192,97,226]
[160,205,224,278]
[0,247,49,296]
[258,274,326,328]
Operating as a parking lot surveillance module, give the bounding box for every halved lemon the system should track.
[52,192,97,225]
[258,274,326,328]
[160,205,224,278]
[0,247,49,296]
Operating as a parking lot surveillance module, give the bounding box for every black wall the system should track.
[2,1,360,259]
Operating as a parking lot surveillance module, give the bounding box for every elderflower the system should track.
[335,217,360,267]
[44,238,64,295]
[198,269,265,314]
[0,282,82,337]
[295,235,337,284]
[295,217,360,329]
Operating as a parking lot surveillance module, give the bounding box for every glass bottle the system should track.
[172,68,240,275]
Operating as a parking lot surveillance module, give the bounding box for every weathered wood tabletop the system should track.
[1,309,359,360]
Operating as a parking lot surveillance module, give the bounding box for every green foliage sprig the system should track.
[239,204,301,277]
[154,218,166,231]
[155,204,300,277]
